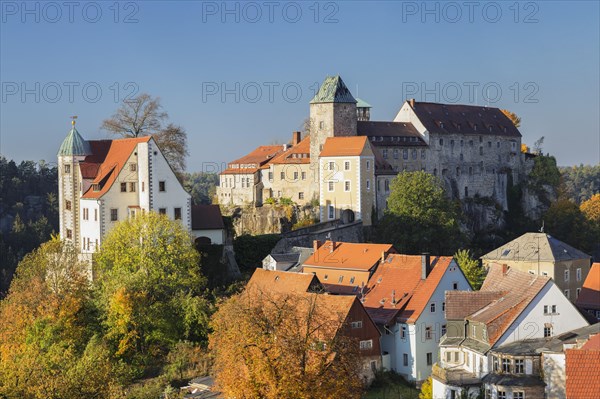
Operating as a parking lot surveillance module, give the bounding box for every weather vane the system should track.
[70,115,78,126]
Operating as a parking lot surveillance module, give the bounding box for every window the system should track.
[142,182,145,192]
[401,325,407,339]
[576,268,582,281]
[64,200,72,211]
[502,358,511,372]
[453,282,458,290]
[159,181,166,192]
[479,147,483,155]
[130,163,137,171]
[338,276,343,283]
[544,325,553,337]
[360,340,373,350]
[403,353,409,366]
[430,303,436,312]
[425,326,432,340]
[64,164,71,174]
[158,208,166,215]
[382,149,388,159]
[328,161,335,170]
[129,182,136,192]
[301,171,306,180]
[366,160,371,170]
[344,161,350,170]
[564,269,570,282]
[442,302,446,312]
[515,359,524,374]
[513,393,524,399]
[293,171,298,180]
[446,351,452,362]
[426,352,433,366]
[439,139,444,146]
[83,208,89,220]
[366,179,371,191]
[421,149,426,159]
[350,276,355,284]
[442,324,447,336]
[280,171,285,180]
[552,305,556,313]
[110,208,118,221]
[66,229,72,239]
[412,149,417,159]
[576,288,581,298]
[94,209,98,221]
[393,149,399,159]
[493,356,499,371]
[121,182,127,192]
[328,181,334,192]
[174,207,182,220]
[328,205,334,219]
[298,192,304,200]
[385,179,390,192]
[498,391,507,399]
[319,121,324,129]
[351,321,363,329]
[564,289,570,299]
[344,181,351,192]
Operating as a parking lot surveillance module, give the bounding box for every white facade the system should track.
[191,228,225,245]
[381,260,471,382]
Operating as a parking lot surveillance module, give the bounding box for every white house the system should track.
[58,121,191,261]
[361,254,472,383]
[432,264,590,399]
[191,205,226,245]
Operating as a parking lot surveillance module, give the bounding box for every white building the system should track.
[361,254,472,383]
[432,264,590,399]
[58,121,191,260]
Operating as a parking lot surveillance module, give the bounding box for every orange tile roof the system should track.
[577,263,600,310]
[220,145,283,175]
[362,255,454,324]
[319,136,369,157]
[81,136,151,199]
[269,136,311,165]
[247,269,321,293]
[566,334,600,399]
[302,241,395,271]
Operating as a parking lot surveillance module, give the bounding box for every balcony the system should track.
[431,363,482,387]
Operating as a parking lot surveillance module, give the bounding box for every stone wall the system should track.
[271,220,364,253]
[223,204,318,237]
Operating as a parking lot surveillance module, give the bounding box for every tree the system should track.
[581,193,600,224]
[94,212,209,369]
[501,109,521,128]
[209,289,365,399]
[376,171,463,255]
[560,164,600,204]
[101,94,188,173]
[454,249,485,290]
[544,199,595,253]
[419,376,432,399]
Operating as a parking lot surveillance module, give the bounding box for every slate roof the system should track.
[80,136,152,199]
[220,145,283,175]
[58,126,92,156]
[310,76,357,104]
[319,136,370,157]
[191,205,225,230]
[247,269,322,294]
[362,255,455,325]
[481,232,591,262]
[357,121,427,147]
[408,101,521,137]
[566,333,600,399]
[303,241,395,271]
[577,263,600,310]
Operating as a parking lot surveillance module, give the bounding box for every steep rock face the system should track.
[462,199,505,233]
[521,184,556,221]
[223,205,318,236]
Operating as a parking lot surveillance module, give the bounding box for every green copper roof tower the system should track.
[310,76,357,104]
[58,119,92,156]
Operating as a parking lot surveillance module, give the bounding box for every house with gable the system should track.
[57,120,191,264]
[576,262,600,322]
[433,264,590,399]
[301,240,396,294]
[361,254,471,383]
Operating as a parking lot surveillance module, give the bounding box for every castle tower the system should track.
[309,76,357,194]
[57,118,91,250]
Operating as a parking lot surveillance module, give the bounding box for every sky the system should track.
[1,0,599,172]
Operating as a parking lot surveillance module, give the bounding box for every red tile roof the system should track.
[269,136,311,165]
[566,333,600,399]
[319,136,370,157]
[577,263,600,310]
[303,241,395,271]
[362,255,454,324]
[81,136,152,199]
[247,269,321,293]
[191,205,225,230]
[220,145,283,175]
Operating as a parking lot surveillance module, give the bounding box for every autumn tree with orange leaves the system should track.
[209,289,365,399]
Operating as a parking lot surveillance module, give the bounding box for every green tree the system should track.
[454,249,485,290]
[529,154,561,191]
[94,212,209,370]
[544,199,595,253]
[376,171,463,255]
[419,376,432,399]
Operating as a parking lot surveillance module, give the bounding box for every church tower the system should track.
[309,76,357,193]
[57,118,91,250]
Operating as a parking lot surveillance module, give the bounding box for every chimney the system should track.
[421,253,431,280]
[313,240,323,253]
[502,264,509,275]
[381,251,386,263]
[292,131,302,146]
[282,143,290,151]
[409,98,415,108]
[330,241,336,253]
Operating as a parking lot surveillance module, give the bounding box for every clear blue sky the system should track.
[1,1,599,172]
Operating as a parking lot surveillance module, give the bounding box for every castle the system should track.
[217,76,526,225]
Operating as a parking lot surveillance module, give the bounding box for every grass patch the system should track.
[364,371,420,399]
